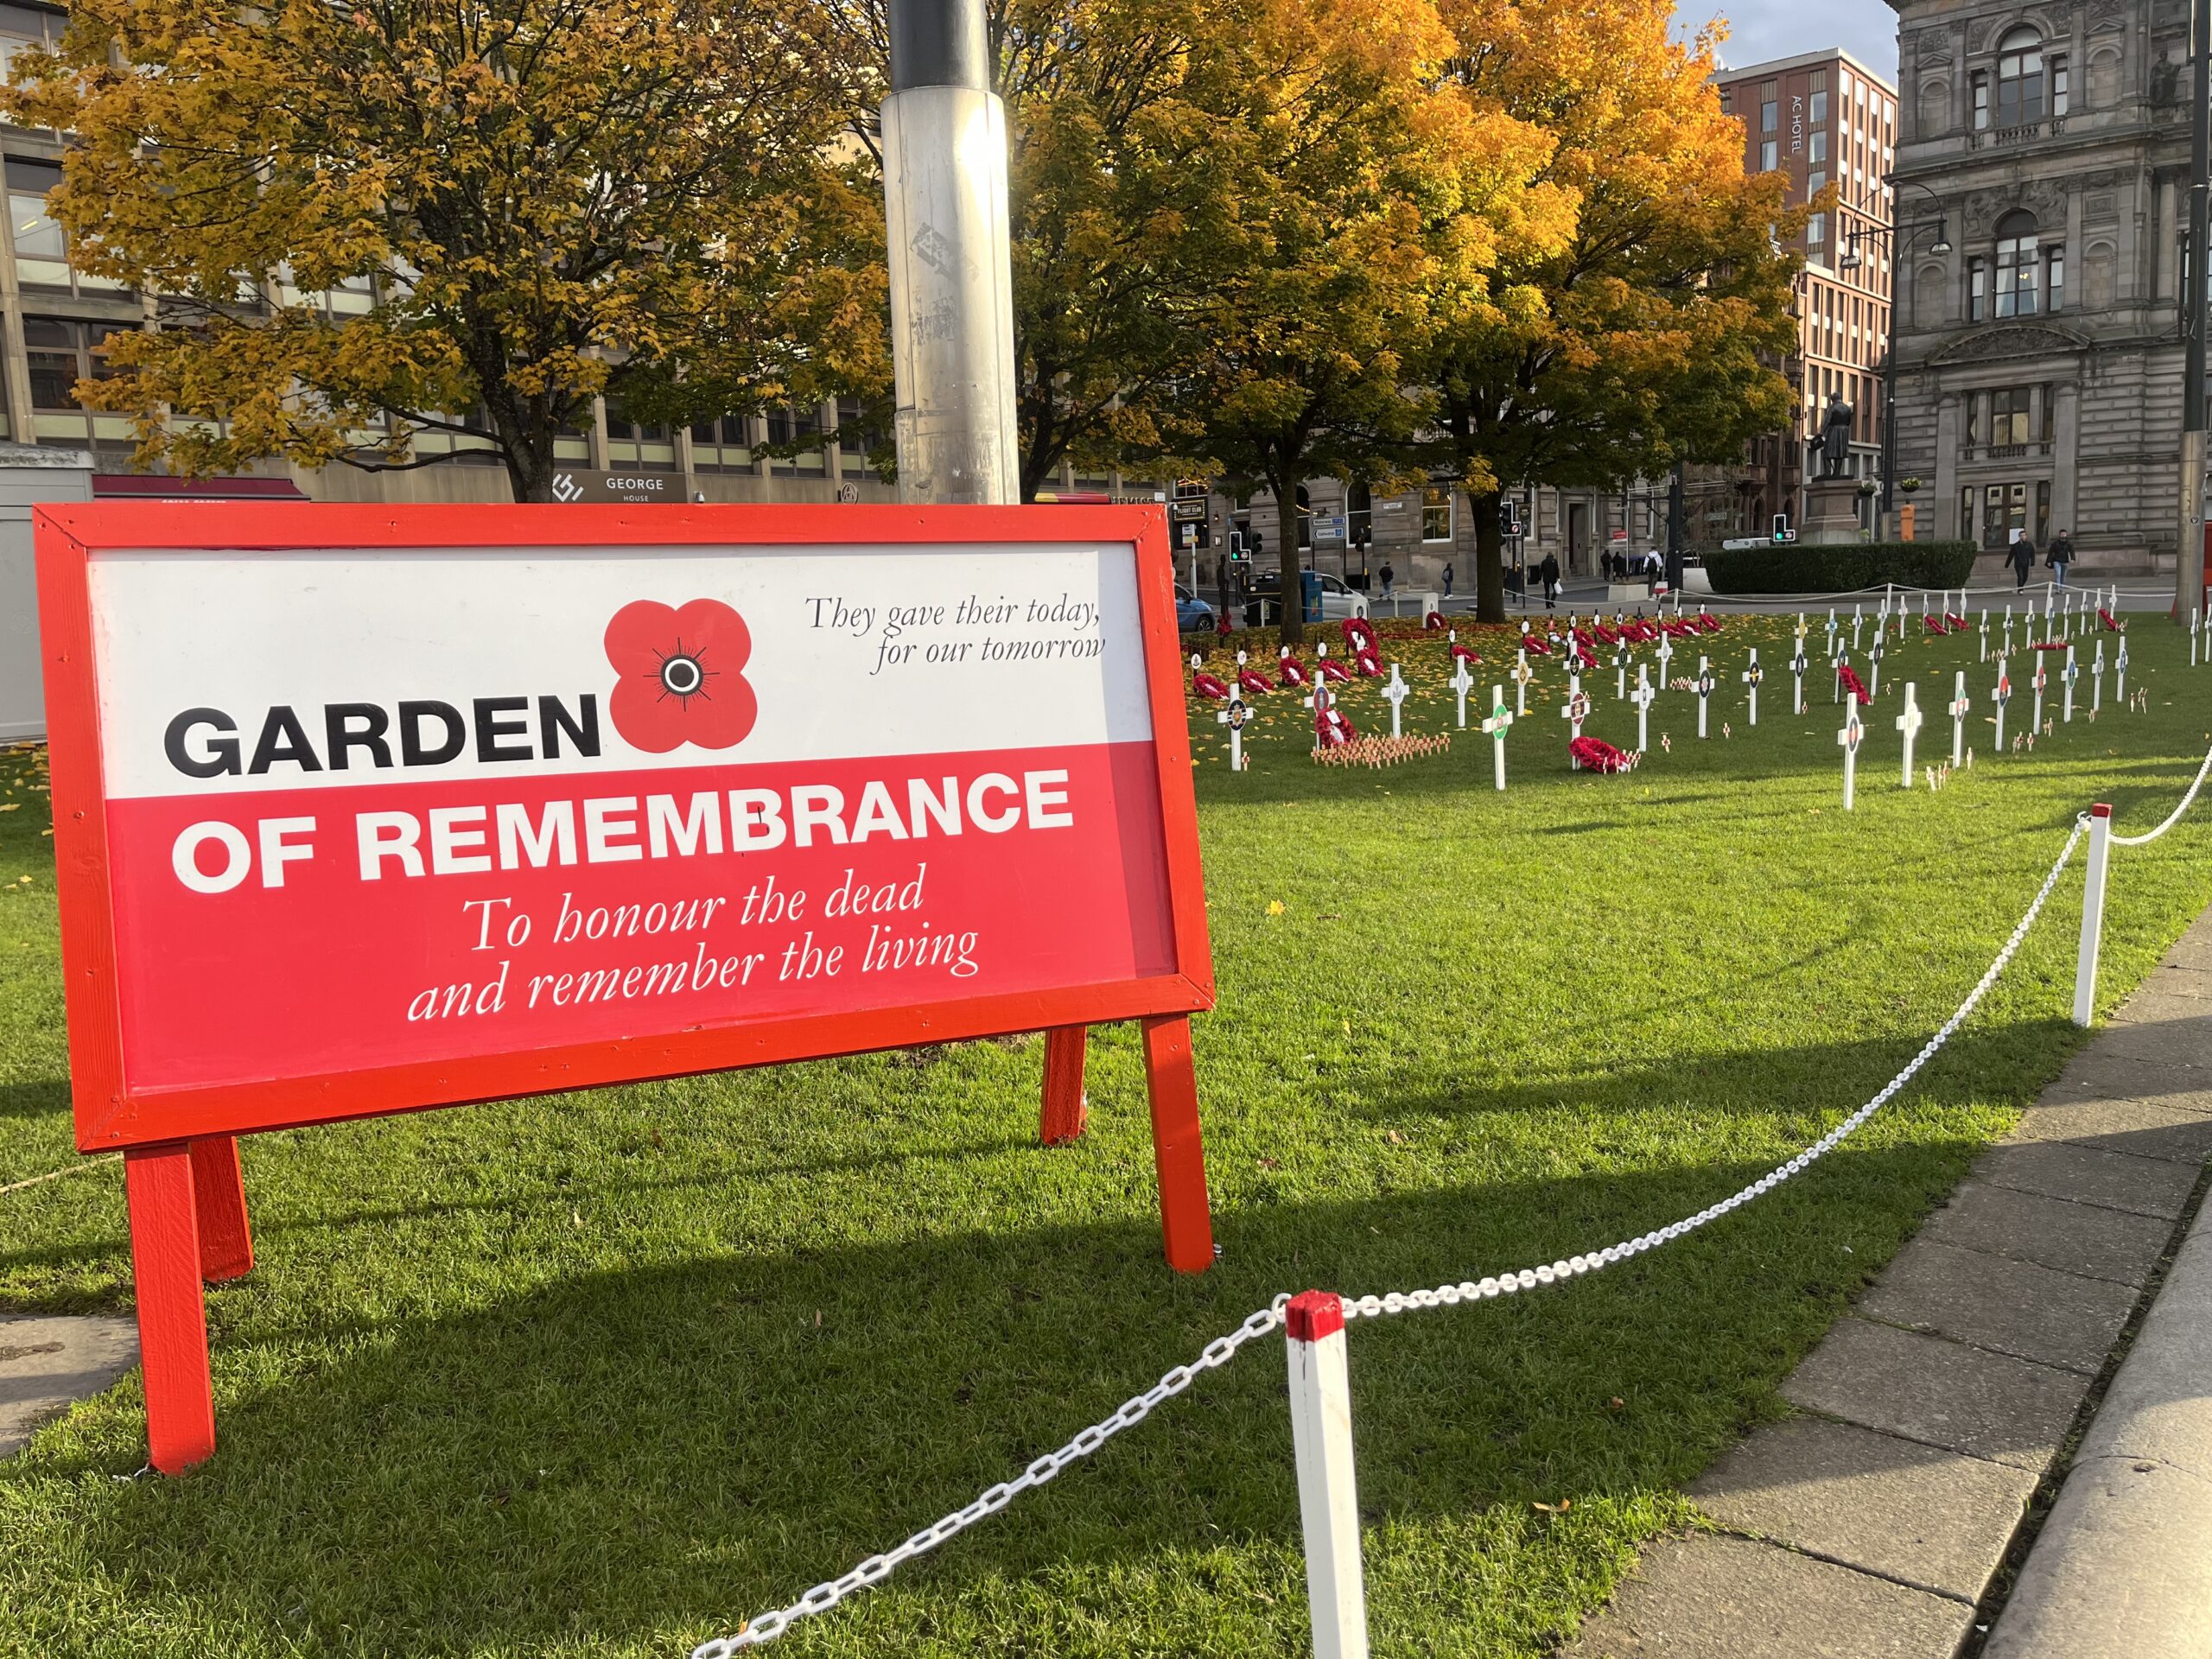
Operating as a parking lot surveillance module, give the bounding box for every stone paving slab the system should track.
[2005,1091,2212,1165]
[1565,1533,1970,1659]
[2040,1052,2212,1108]
[0,1314,137,1459]
[2081,1011,2212,1070]
[1973,1137,2199,1220]
[1689,1415,2035,1603]
[1781,1316,2088,1471]
[1919,1179,2170,1284]
[1854,1238,2136,1375]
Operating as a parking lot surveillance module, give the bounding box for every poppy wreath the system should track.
[1216,615,1234,637]
[1923,614,1950,634]
[1192,671,1230,701]
[1573,626,1599,652]
[1276,654,1311,688]
[1836,662,1873,702]
[1342,616,1380,654]
[1947,613,1968,629]
[1695,613,1722,634]
[1570,735,1638,773]
[1662,620,1696,639]
[1316,705,1357,747]
[1449,642,1480,665]
[2031,640,2068,652]
[1625,620,1661,643]
[604,598,758,754]
[1593,624,1620,645]
[1424,611,1446,630]
[2100,608,2120,630]
[1522,632,1554,656]
[1317,657,1353,683]
[1238,667,1276,695]
[1354,648,1383,677]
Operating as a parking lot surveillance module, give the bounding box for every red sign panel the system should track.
[36,502,1217,1471]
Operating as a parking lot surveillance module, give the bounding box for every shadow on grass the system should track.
[0,1128,2001,1656]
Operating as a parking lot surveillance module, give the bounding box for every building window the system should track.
[1421,486,1452,543]
[2036,480,2051,543]
[1347,480,1372,549]
[1810,71,1829,124]
[1989,387,2034,447]
[2051,57,2069,117]
[2045,245,2065,313]
[1809,130,1827,164]
[1994,210,2040,317]
[7,159,126,299]
[1760,140,1777,171]
[1996,28,2046,127]
[22,317,125,410]
[1972,73,1990,130]
[1761,83,1778,132]
[1808,213,1826,248]
[1968,256,1988,321]
[1808,169,1827,198]
[2041,385,2056,443]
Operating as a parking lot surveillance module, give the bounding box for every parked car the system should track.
[1242,570,1364,626]
[1174,583,1216,632]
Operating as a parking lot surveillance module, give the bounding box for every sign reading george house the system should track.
[36,502,1217,1473]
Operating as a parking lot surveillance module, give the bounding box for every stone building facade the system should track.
[1888,0,2194,575]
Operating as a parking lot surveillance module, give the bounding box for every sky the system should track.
[1681,0,1900,84]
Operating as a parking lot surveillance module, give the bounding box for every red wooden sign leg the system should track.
[1039,1025,1090,1145]
[1140,1014,1215,1274]
[123,1144,216,1473]
[188,1135,255,1283]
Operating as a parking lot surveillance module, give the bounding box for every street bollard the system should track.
[1286,1291,1368,1659]
[2073,804,2113,1027]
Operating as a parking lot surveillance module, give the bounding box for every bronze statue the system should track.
[1810,396,1854,480]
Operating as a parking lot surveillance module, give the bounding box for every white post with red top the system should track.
[2073,804,2113,1027]
[1286,1290,1369,1659]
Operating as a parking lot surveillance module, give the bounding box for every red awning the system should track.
[92,474,309,502]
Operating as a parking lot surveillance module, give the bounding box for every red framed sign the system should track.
[36,502,1217,1473]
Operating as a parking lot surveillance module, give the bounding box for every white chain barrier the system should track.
[2109,745,2212,847]
[695,817,2087,1655]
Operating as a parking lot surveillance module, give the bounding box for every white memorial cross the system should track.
[1450,655,1474,729]
[1216,697,1249,771]
[1694,655,1716,738]
[2116,638,2130,702]
[1612,643,1630,700]
[1896,682,1924,786]
[1947,671,1971,767]
[2061,645,2079,723]
[1512,650,1534,715]
[1979,610,1990,662]
[1630,664,1656,753]
[1382,663,1411,739]
[1993,662,2012,749]
[1826,608,1840,661]
[2031,655,2047,731]
[2193,609,2202,669]
[2090,640,2105,715]
[1742,649,1763,726]
[1301,682,1330,753]
[1560,672,1592,757]
[2003,606,2015,655]
[1852,604,1865,652]
[1867,635,1886,699]
[1655,633,1675,686]
[1838,693,1866,810]
[1481,685,1513,791]
[1833,646,1848,702]
[1788,636,1810,714]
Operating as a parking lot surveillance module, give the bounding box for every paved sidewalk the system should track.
[2,1313,137,1458]
[1567,908,2212,1659]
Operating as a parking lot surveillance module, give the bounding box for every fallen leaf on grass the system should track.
[1266,900,1285,916]
[1532,1500,1571,1514]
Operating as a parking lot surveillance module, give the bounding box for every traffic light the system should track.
[1772,513,1791,543]
[1229,529,1248,562]
[1500,498,1521,538]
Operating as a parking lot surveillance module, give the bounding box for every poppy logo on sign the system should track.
[551,472,584,503]
[603,598,758,753]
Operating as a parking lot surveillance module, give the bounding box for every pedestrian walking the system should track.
[2048,528,2074,588]
[1539,550,1560,610]
[1442,562,1453,598]
[1380,560,1395,601]
[2009,530,2036,592]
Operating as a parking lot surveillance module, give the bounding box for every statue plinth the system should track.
[1802,475,1866,546]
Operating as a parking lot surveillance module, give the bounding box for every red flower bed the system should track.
[1836,663,1872,702]
[1570,735,1638,772]
[1192,671,1230,700]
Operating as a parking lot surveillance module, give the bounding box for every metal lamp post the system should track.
[881,0,1019,505]
[1845,180,1950,538]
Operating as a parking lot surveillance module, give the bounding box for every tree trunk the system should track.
[502,434,559,505]
[1272,461,1306,649]
[1469,486,1506,624]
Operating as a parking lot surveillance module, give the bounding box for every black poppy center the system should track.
[661,655,704,697]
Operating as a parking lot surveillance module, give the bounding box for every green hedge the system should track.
[1702,541,1979,595]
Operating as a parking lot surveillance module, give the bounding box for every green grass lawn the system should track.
[1,605,2208,1658]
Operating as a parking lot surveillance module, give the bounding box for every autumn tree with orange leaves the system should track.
[1421,0,1803,622]
[4,0,883,502]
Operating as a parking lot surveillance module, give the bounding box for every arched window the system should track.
[1995,209,2040,317]
[1996,27,2046,126]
